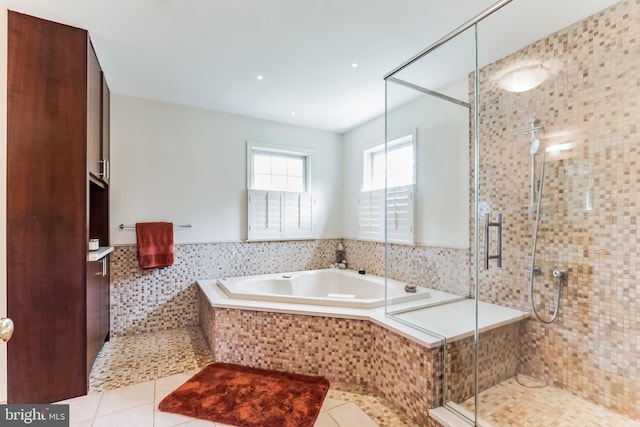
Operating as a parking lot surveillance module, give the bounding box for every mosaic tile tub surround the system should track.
[471,0,640,419]
[198,288,521,425]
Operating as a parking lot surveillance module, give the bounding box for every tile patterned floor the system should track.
[83,326,415,427]
[85,327,639,427]
[60,373,385,427]
[89,326,214,392]
[459,375,640,427]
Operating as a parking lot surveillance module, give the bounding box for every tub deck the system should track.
[216,268,433,309]
[197,278,528,348]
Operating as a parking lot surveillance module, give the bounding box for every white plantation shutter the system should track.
[284,192,314,238]
[387,185,414,244]
[248,190,316,240]
[358,189,384,240]
[248,190,283,240]
[358,185,414,243]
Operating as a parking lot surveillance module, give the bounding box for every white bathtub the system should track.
[216,268,431,309]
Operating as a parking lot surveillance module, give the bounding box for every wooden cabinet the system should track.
[88,180,110,373]
[87,42,102,181]
[100,256,111,344]
[87,43,110,184]
[102,76,111,184]
[86,259,103,376]
[87,255,110,376]
[6,11,110,403]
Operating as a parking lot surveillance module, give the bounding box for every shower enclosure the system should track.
[383,0,638,425]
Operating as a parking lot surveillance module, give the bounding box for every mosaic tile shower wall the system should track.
[110,239,340,336]
[472,0,639,419]
[445,323,519,404]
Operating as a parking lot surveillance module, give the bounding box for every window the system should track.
[359,131,416,244]
[247,142,315,241]
[252,151,306,192]
[363,133,415,191]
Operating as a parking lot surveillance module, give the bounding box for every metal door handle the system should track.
[484,213,503,269]
[0,317,14,342]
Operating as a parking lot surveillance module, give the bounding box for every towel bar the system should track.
[118,224,192,230]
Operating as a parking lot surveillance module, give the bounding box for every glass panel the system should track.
[288,177,303,193]
[370,150,385,190]
[384,2,632,425]
[287,158,303,177]
[384,23,476,424]
[253,154,271,174]
[252,151,306,192]
[253,174,271,190]
[271,175,288,191]
[271,156,288,176]
[471,1,633,425]
[386,144,413,188]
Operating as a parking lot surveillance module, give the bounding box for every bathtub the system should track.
[216,268,431,309]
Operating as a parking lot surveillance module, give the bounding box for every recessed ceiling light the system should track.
[290,112,296,116]
[351,63,358,68]
[256,75,264,80]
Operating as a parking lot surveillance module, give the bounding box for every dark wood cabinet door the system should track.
[87,42,103,182]
[100,256,110,343]
[86,260,102,376]
[7,11,88,403]
[101,75,110,184]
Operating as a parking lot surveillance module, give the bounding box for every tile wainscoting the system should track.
[110,239,469,336]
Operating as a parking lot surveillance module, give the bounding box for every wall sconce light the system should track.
[498,64,551,93]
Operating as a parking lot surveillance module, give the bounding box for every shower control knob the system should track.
[552,268,567,280]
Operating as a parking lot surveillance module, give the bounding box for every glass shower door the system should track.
[383,22,479,424]
[471,1,634,426]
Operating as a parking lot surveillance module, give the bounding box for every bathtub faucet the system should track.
[404,283,417,293]
[336,241,346,265]
[332,260,347,269]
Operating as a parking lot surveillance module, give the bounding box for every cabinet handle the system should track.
[98,159,109,180]
[95,258,107,276]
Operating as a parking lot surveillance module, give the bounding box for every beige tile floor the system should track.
[59,372,383,427]
[459,375,640,427]
[73,326,640,427]
[75,326,415,427]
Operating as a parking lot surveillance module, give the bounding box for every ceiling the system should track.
[0,0,620,133]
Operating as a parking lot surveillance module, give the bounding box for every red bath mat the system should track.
[158,362,330,427]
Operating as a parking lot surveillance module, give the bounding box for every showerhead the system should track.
[530,138,540,155]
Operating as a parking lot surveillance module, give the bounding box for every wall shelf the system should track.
[87,246,114,262]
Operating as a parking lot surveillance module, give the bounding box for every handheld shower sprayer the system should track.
[529,138,540,155]
[525,117,543,211]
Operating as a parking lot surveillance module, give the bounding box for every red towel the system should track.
[135,222,174,269]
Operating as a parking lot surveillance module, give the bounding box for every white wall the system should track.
[342,78,470,248]
[110,95,343,244]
